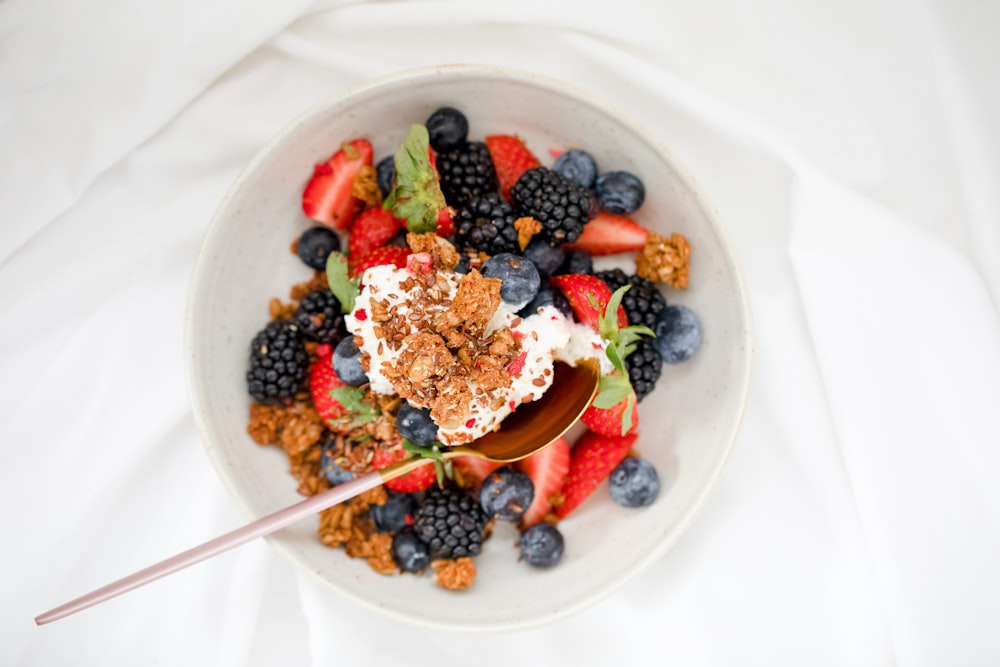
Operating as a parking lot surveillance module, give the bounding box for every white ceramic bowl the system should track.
[185,64,752,632]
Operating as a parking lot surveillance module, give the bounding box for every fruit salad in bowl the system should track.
[185,65,751,631]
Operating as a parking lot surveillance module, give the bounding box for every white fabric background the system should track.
[3,0,999,664]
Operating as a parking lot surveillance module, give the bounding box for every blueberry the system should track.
[480,253,541,306]
[332,336,367,386]
[557,249,593,275]
[552,149,598,188]
[454,255,471,274]
[518,523,564,568]
[375,155,396,198]
[522,238,565,277]
[426,107,469,153]
[395,402,438,446]
[595,171,645,214]
[320,440,354,486]
[517,281,572,319]
[392,528,432,572]
[653,304,702,364]
[479,467,535,520]
[608,457,660,508]
[296,226,341,270]
[371,491,417,533]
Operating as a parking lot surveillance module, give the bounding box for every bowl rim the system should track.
[183,63,754,632]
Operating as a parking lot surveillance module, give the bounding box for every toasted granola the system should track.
[432,557,477,590]
[636,231,691,289]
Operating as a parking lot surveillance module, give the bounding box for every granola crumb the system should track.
[514,216,542,250]
[432,557,477,590]
[406,232,460,270]
[636,231,691,289]
[352,164,383,207]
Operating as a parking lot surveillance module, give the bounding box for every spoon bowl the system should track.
[35,359,600,626]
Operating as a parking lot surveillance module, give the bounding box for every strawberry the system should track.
[349,246,411,278]
[347,207,405,267]
[581,386,639,436]
[436,206,455,237]
[485,134,541,200]
[565,212,649,256]
[549,274,627,330]
[554,430,638,519]
[515,437,570,527]
[302,139,373,231]
[452,456,502,491]
[372,447,437,493]
[309,344,350,432]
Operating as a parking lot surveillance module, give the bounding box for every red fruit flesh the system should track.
[555,430,638,519]
[309,345,349,431]
[515,437,570,527]
[581,390,639,436]
[302,139,373,231]
[549,274,628,330]
[565,212,649,256]
[347,207,405,264]
[485,134,541,200]
[349,246,412,279]
[452,456,502,491]
[372,447,436,493]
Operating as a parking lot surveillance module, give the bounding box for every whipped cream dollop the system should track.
[345,263,610,445]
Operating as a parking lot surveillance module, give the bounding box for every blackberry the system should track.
[436,141,499,207]
[246,320,308,403]
[625,335,663,402]
[510,167,592,246]
[413,487,489,559]
[594,269,666,329]
[453,192,520,255]
[291,290,346,344]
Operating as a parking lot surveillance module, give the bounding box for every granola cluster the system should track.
[359,238,524,441]
[636,231,691,289]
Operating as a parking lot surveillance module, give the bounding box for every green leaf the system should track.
[325,251,358,313]
[328,386,377,428]
[619,394,636,436]
[605,340,627,375]
[385,124,446,233]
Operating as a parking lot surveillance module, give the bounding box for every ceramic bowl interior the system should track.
[185,64,752,632]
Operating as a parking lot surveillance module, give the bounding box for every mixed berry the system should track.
[244,106,703,590]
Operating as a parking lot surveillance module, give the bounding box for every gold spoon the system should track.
[35,359,599,625]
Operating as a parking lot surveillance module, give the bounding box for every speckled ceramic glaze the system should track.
[184,64,753,632]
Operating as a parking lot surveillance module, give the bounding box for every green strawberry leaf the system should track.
[384,124,445,234]
[593,373,632,409]
[326,251,358,313]
[401,438,446,486]
[328,386,377,428]
[620,393,636,435]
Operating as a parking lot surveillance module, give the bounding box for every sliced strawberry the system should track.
[436,206,455,237]
[302,139,374,231]
[549,274,627,330]
[349,246,412,279]
[347,207,405,267]
[555,430,638,519]
[309,344,351,433]
[485,134,541,200]
[565,212,650,256]
[452,456,502,491]
[581,386,639,437]
[372,447,436,493]
[515,437,570,527]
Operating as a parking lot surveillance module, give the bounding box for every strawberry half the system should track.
[452,456,502,491]
[549,274,627,330]
[554,430,638,519]
[565,212,649,256]
[347,207,405,268]
[349,245,412,279]
[309,344,350,433]
[581,386,639,436]
[485,134,541,200]
[515,437,570,527]
[302,139,374,231]
[372,447,437,493]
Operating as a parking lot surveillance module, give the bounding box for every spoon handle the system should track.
[35,472,384,625]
